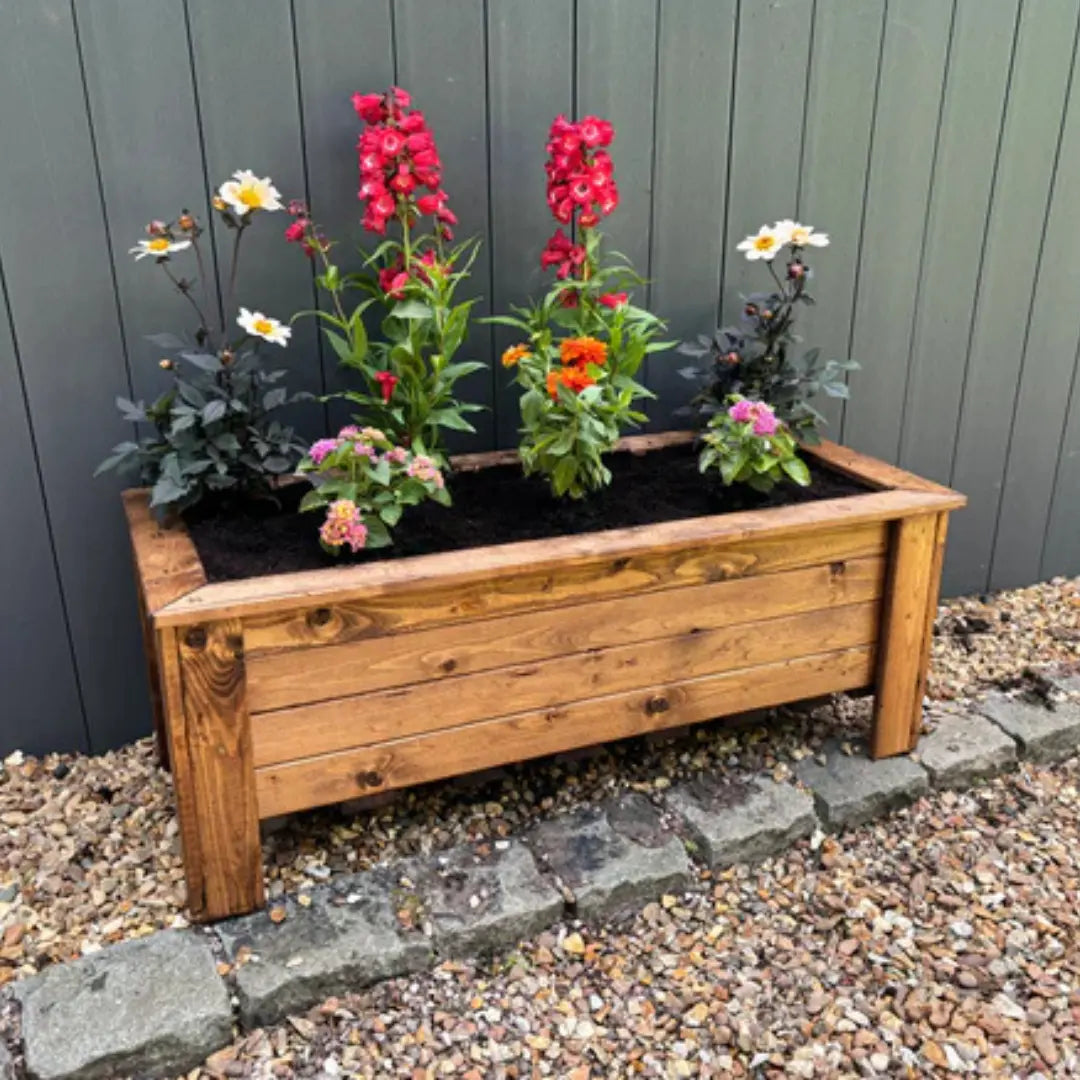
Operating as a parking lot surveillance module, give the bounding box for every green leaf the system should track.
[429,408,477,433]
[379,502,403,526]
[781,456,811,486]
[202,399,227,424]
[390,299,434,320]
[299,488,326,513]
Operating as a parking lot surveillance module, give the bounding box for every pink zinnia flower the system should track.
[728,399,754,423]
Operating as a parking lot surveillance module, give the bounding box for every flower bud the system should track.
[744,302,758,317]
[178,213,196,232]
[762,310,773,320]
[220,348,234,366]
[146,220,167,236]
[212,195,226,212]
[725,351,739,365]
[787,261,805,280]
[159,358,174,370]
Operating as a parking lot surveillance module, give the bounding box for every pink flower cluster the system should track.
[319,499,369,553]
[352,87,457,238]
[377,247,445,300]
[729,398,779,437]
[539,114,618,283]
[406,453,444,488]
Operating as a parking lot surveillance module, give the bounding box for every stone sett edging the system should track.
[3,685,1079,1080]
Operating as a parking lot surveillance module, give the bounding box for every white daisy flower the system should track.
[217,170,283,216]
[775,219,829,248]
[238,307,291,347]
[736,224,786,261]
[129,237,191,261]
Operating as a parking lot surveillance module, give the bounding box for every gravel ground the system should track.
[0,577,1076,988]
[182,757,1080,1078]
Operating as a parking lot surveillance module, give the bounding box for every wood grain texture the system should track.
[190,520,894,648]
[246,554,886,712]
[156,627,205,917]
[251,600,881,767]
[255,645,877,816]
[871,513,946,759]
[809,441,964,498]
[122,490,206,614]
[176,619,263,920]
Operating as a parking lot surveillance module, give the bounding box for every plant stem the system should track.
[223,221,246,336]
[190,233,217,351]
[160,262,212,339]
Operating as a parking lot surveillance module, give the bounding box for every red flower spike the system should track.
[374,370,399,402]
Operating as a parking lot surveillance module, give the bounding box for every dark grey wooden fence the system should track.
[2,0,1079,756]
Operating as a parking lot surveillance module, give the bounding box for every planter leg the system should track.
[162,620,264,921]
[871,512,947,759]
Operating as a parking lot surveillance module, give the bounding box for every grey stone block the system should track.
[977,692,1080,763]
[917,711,1017,788]
[795,740,929,829]
[14,930,231,1080]
[667,776,817,868]
[1048,672,1080,697]
[411,841,562,957]
[216,868,432,1029]
[528,793,693,920]
[0,1041,15,1080]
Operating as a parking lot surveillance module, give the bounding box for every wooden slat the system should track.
[646,0,736,427]
[247,553,886,711]
[898,0,1020,487]
[809,441,963,497]
[251,600,880,768]
[871,513,945,758]
[122,490,206,613]
[843,0,953,458]
[157,627,205,916]
[945,0,1080,595]
[221,520,892,652]
[176,619,263,921]
[248,552,886,710]
[157,490,965,629]
[795,0,885,433]
[1042,369,1080,580]
[255,645,877,817]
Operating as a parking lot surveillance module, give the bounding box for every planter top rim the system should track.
[125,432,964,627]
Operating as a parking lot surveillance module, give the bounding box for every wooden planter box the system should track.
[125,433,964,921]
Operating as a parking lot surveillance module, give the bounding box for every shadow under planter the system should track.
[122,432,965,922]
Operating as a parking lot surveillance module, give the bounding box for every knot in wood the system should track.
[308,607,333,628]
[226,634,244,659]
[645,694,670,716]
[356,770,383,788]
[184,626,207,650]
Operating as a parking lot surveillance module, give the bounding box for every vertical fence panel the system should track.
[75,0,220,410]
[186,0,325,432]
[0,0,148,752]
[646,0,736,427]
[842,0,953,461]
[946,0,1079,596]
[796,0,885,436]
[992,37,1080,590]
[488,0,574,447]
[898,0,1019,493]
[722,0,813,323]
[0,259,86,756]
[4,0,1080,757]
[395,0,495,450]
[1043,361,1080,580]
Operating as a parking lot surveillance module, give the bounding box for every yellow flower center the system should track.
[253,318,274,336]
[237,185,263,209]
[754,234,775,252]
[147,237,170,252]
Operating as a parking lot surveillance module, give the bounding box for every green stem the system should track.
[160,262,212,339]
[223,221,246,336]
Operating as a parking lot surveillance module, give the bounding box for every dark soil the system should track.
[185,441,872,584]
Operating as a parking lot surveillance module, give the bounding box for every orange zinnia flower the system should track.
[502,343,530,368]
[548,365,596,399]
[559,335,607,369]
